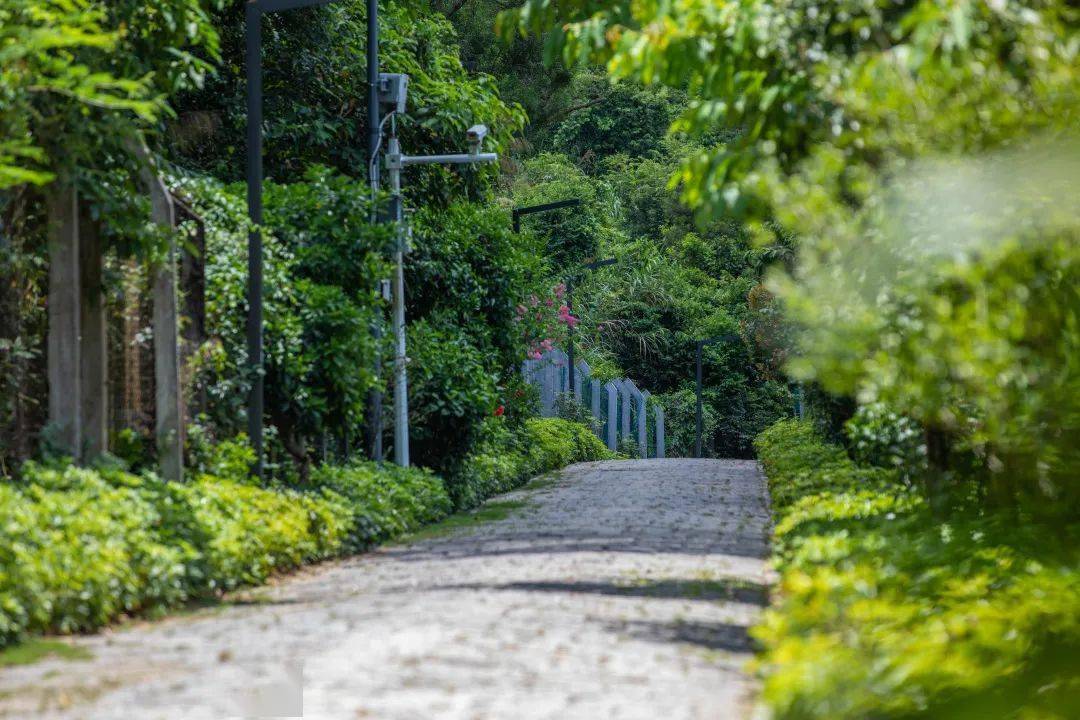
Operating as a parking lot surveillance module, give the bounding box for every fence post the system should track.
[590,379,602,437]
[541,355,556,417]
[574,359,590,404]
[638,389,649,459]
[618,380,632,440]
[554,349,568,395]
[655,405,665,459]
[604,381,618,451]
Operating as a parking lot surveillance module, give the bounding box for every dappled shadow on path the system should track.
[375,459,774,564]
[602,618,757,654]
[420,578,770,606]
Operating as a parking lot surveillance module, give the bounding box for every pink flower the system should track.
[553,282,566,299]
[557,305,579,328]
[516,304,527,317]
[528,350,542,360]
[541,338,553,350]
[529,294,539,307]
[545,298,554,307]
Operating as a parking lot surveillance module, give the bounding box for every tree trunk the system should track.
[46,177,82,457]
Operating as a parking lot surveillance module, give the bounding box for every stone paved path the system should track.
[0,459,773,720]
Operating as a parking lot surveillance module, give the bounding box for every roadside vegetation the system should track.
[754,420,1079,719]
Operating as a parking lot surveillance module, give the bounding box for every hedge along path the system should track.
[0,459,773,720]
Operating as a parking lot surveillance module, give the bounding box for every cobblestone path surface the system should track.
[0,459,773,720]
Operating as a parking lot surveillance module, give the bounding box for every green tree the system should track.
[169,0,524,195]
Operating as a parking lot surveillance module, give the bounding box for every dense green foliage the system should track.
[172,0,523,191]
[1,0,537,476]
[310,461,452,550]
[405,200,551,471]
[754,420,1080,720]
[0,0,218,186]
[175,169,393,477]
[174,164,549,478]
[506,148,793,457]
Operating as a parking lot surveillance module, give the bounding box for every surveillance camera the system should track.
[466,124,488,150]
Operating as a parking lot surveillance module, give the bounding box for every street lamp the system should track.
[512,198,581,234]
[566,257,616,399]
[379,80,499,467]
[694,334,739,458]
[246,0,342,479]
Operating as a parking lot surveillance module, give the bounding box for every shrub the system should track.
[177,476,348,592]
[843,403,927,484]
[449,417,613,510]
[0,452,451,647]
[310,462,451,550]
[0,465,194,645]
[406,318,499,475]
[752,420,1080,720]
[755,419,892,511]
[0,417,606,648]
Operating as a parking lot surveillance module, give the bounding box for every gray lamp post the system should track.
[246,0,343,479]
[694,334,738,458]
[379,80,498,467]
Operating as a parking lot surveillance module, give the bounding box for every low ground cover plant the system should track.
[0,417,605,649]
[0,462,351,647]
[752,420,1080,720]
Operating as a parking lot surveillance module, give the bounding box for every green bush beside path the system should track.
[752,420,1080,720]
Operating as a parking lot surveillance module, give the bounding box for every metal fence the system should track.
[522,350,665,459]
